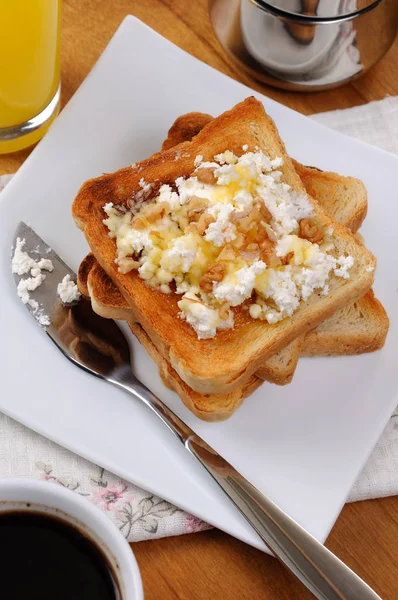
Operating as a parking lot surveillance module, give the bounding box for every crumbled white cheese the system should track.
[12,238,51,276]
[103,203,154,261]
[214,150,237,165]
[128,230,154,255]
[270,157,284,169]
[294,246,336,300]
[295,264,331,301]
[134,178,154,204]
[161,233,198,273]
[175,176,213,205]
[253,243,345,323]
[160,188,180,211]
[160,283,171,294]
[233,189,253,211]
[138,177,153,195]
[255,267,300,323]
[37,258,53,271]
[118,257,140,274]
[57,274,81,304]
[138,260,157,281]
[102,149,355,339]
[238,151,274,173]
[28,299,39,312]
[178,292,233,339]
[366,265,375,273]
[30,267,42,278]
[157,184,180,210]
[26,298,50,326]
[17,273,46,304]
[249,303,262,319]
[205,203,236,246]
[262,184,313,237]
[157,269,173,284]
[37,313,50,327]
[214,163,240,185]
[334,255,354,279]
[214,261,266,306]
[12,238,54,327]
[176,280,191,295]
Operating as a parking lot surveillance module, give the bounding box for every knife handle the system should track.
[114,373,382,600]
[186,435,381,600]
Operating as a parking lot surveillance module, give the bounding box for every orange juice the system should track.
[0,0,61,152]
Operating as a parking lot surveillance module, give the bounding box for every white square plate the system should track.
[0,17,397,552]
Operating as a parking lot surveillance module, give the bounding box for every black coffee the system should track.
[0,510,121,600]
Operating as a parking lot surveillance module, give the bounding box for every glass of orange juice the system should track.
[0,0,61,154]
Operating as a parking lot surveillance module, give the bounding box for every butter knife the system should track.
[12,222,382,600]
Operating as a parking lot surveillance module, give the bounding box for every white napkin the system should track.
[311,95,398,154]
[312,96,398,502]
[1,96,397,541]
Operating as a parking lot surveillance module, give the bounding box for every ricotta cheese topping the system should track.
[213,261,266,307]
[178,291,234,340]
[12,237,54,327]
[57,274,81,304]
[103,150,355,339]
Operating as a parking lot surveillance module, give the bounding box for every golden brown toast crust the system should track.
[302,289,389,356]
[72,97,375,394]
[129,323,262,422]
[77,252,96,297]
[292,161,367,233]
[78,254,136,322]
[161,112,213,151]
[256,339,302,384]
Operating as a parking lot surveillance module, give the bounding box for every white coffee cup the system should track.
[0,478,143,599]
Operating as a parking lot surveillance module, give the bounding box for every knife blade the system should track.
[12,221,78,328]
[11,221,130,376]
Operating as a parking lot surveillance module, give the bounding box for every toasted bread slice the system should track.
[256,339,302,385]
[129,322,262,421]
[73,97,375,394]
[162,112,367,234]
[292,162,367,233]
[160,112,368,385]
[302,289,389,356]
[79,254,135,323]
[160,112,367,385]
[161,112,214,151]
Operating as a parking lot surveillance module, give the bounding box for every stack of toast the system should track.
[73,98,389,421]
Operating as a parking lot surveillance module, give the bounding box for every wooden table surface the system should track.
[1,1,397,598]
